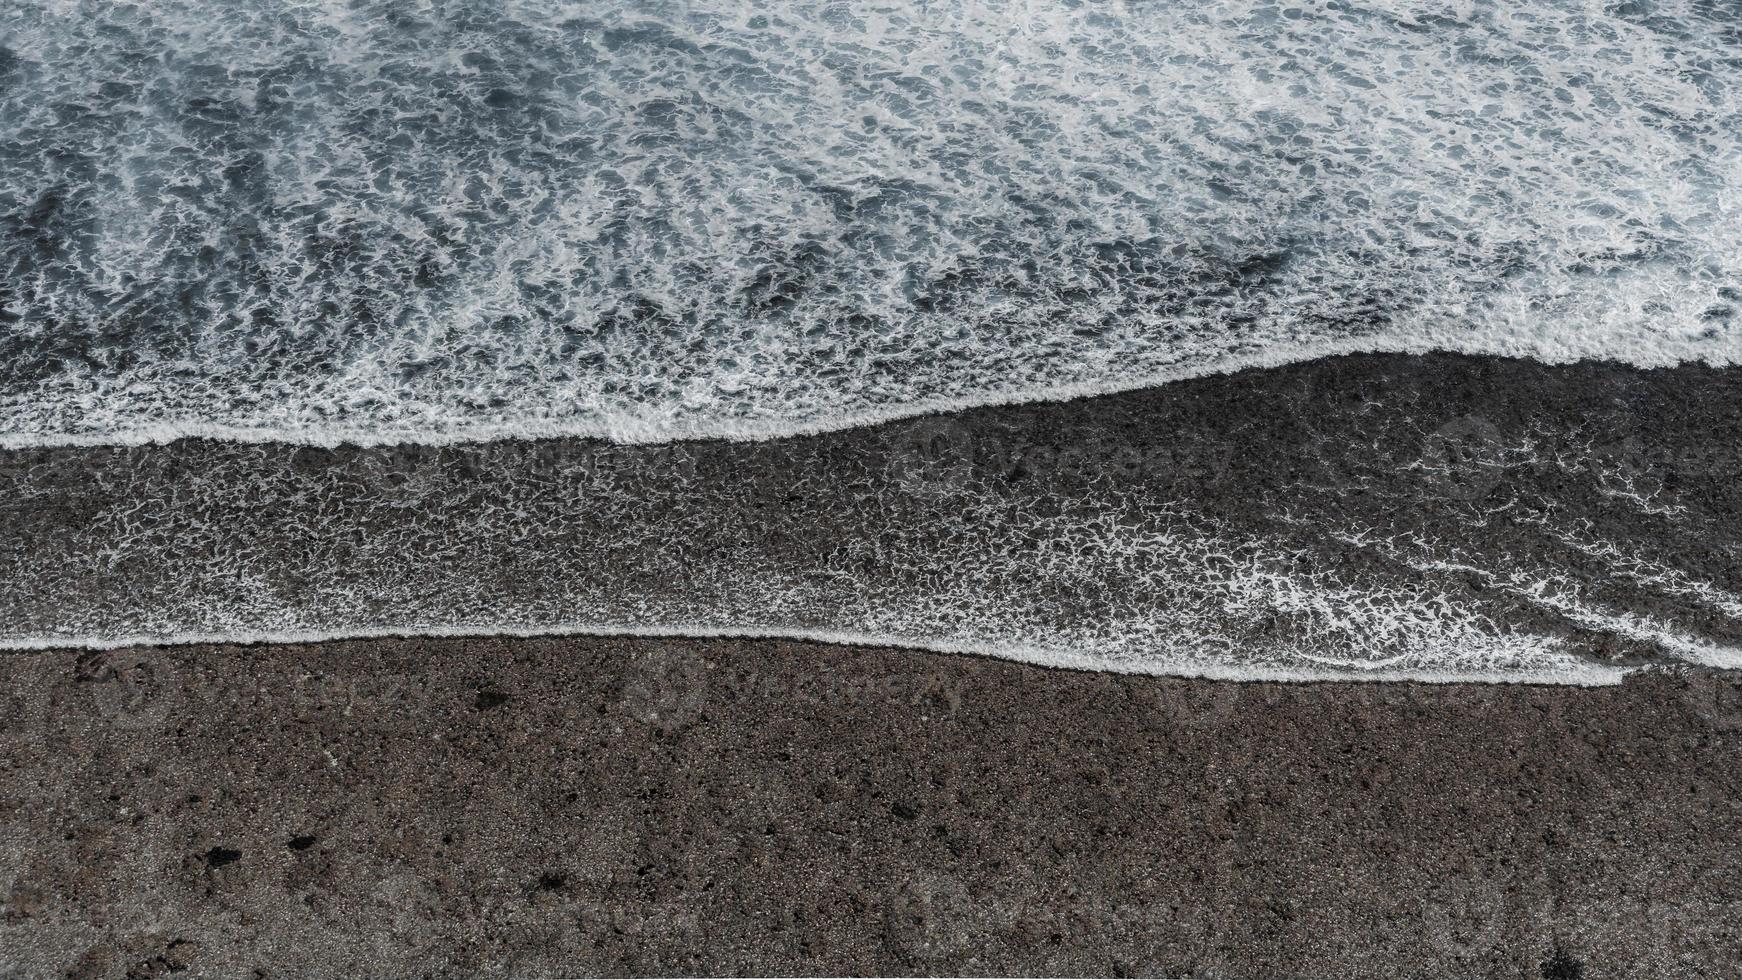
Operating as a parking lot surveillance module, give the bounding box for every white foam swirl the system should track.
[2,0,1738,446]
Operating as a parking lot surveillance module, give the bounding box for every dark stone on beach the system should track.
[1541,947,1586,979]
[200,847,241,870]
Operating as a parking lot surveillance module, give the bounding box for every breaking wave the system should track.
[3,0,1740,447]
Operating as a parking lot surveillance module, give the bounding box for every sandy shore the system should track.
[3,634,1740,977]
[8,354,1742,681]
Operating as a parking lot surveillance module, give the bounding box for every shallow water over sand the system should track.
[6,356,1739,683]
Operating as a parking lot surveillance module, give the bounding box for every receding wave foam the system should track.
[0,624,1626,687]
[4,358,1739,684]
[3,1,1739,447]
[0,436,1624,685]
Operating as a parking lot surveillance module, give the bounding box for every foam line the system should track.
[1,339,1734,451]
[0,622,1633,688]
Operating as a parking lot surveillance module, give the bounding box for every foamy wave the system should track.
[0,333,1734,450]
[3,0,1738,447]
[0,457,1616,683]
[6,362,1739,685]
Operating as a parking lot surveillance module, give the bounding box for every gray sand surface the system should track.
[4,635,1739,977]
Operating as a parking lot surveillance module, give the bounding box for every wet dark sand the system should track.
[8,354,1742,679]
[4,635,1741,978]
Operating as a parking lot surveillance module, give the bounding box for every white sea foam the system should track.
[3,436,1731,684]
[0,622,1630,687]
[0,331,1730,450]
[2,0,1738,447]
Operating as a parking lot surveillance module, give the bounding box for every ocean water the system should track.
[3,2,1740,682]
[2,0,1739,445]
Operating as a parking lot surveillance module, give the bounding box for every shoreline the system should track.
[0,624,1635,687]
[6,353,1741,683]
[7,345,1741,453]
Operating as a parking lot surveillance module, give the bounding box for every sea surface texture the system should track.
[2,2,1740,683]
[2,0,1739,444]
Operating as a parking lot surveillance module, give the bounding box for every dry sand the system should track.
[3,634,1739,977]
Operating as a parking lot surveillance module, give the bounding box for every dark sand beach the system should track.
[4,1,1740,973]
[4,355,1742,977]
[3,635,1741,978]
